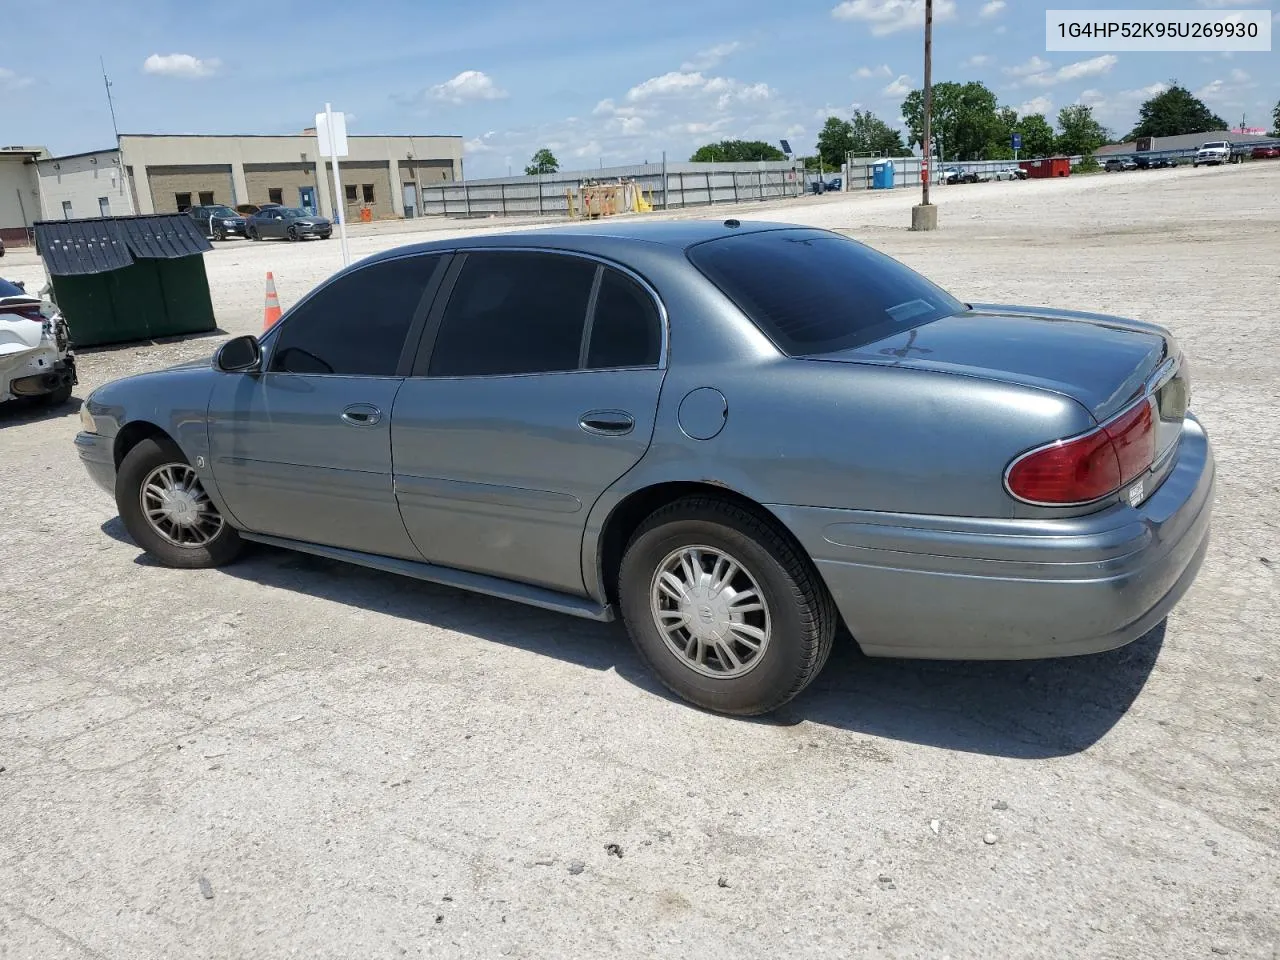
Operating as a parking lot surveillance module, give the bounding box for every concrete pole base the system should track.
[911,203,938,231]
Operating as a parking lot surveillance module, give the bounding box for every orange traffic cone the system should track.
[263,272,282,330]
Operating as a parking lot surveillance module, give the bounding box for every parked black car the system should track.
[246,207,333,242]
[186,205,248,241]
[1133,156,1178,170]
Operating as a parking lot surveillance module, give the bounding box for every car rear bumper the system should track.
[75,431,116,496]
[770,414,1215,660]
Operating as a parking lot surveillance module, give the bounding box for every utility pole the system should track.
[911,0,938,230]
[101,56,136,215]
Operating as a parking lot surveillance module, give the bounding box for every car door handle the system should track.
[579,410,635,436]
[341,403,382,426]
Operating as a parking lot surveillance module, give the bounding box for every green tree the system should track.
[1056,104,1110,157]
[689,139,787,162]
[1015,113,1057,158]
[901,81,1002,160]
[1271,99,1280,137]
[524,148,559,175]
[1126,82,1227,140]
[814,118,854,168]
[850,109,910,156]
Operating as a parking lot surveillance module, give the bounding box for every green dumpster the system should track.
[32,214,217,348]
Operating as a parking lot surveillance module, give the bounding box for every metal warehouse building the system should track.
[11,132,463,238]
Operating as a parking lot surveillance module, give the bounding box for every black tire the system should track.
[213,228,225,241]
[40,382,73,406]
[115,436,243,569]
[618,497,837,716]
[287,226,298,241]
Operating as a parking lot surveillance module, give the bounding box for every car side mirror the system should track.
[215,334,262,374]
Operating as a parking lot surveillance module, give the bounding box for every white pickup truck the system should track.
[1193,141,1231,167]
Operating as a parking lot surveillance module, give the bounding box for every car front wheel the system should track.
[618,497,837,716]
[116,437,243,569]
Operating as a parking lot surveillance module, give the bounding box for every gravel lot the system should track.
[2,164,1277,960]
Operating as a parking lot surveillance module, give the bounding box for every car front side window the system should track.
[268,254,441,377]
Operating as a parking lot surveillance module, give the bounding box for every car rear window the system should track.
[686,228,966,356]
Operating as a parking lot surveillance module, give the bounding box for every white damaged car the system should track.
[1,277,77,407]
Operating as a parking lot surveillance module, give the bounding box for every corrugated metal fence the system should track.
[418,161,804,217]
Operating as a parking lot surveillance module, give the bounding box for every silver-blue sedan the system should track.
[74,220,1214,715]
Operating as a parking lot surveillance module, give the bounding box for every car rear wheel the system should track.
[618,497,837,716]
[116,437,243,569]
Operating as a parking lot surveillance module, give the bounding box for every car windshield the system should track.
[687,228,967,357]
[278,208,309,217]
[0,278,29,299]
[209,206,238,217]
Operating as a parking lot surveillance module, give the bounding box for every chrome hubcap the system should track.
[140,463,224,546]
[650,545,771,679]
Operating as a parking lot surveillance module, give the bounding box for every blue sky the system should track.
[3,0,1276,175]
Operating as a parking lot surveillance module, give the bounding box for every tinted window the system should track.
[270,255,439,376]
[428,252,596,377]
[586,269,661,369]
[686,229,966,356]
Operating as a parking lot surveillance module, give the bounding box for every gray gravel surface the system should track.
[1,163,1277,960]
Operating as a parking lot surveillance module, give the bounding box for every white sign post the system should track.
[315,103,351,267]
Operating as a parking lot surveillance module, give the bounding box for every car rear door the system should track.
[207,253,447,556]
[390,249,667,595]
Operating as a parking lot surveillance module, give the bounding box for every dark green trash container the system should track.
[33,214,217,348]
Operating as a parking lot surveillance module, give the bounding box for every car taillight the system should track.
[1006,398,1156,506]
[9,303,44,322]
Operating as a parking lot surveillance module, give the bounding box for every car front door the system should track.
[391,250,667,595]
[207,252,447,557]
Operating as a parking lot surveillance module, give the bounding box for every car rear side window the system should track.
[586,269,661,369]
[269,254,440,377]
[428,251,596,377]
[686,228,966,356]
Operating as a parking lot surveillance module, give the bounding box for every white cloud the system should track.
[681,41,742,72]
[1005,56,1053,77]
[1229,68,1251,82]
[464,131,499,153]
[627,71,709,100]
[142,53,219,78]
[831,0,957,35]
[980,0,1006,17]
[0,66,34,89]
[1014,54,1118,87]
[882,74,913,97]
[962,54,991,67]
[854,64,894,78]
[573,140,603,159]
[428,70,507,104]
[1018,95,1054,116]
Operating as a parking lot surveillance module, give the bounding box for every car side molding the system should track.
[238,532,616,622]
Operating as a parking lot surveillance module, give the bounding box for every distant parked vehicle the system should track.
[246,207,333,242]
[0,236,5,258]
[1134,156,1177,170]
[1251,145,1280,160]
[1,276,76,407]
[1104,157,1138,172]
[943,168,980,185]
[187,204,248,241]
[1193,142,1230,167]
[991,167,1021,181]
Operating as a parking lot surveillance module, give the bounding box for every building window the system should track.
[362,184,375,203]
[98,197,111,217]
[62,200,73,220]
[198,191,214,205]
[175,192,192,212]
[345,184,357,202]
[268,187,284,205]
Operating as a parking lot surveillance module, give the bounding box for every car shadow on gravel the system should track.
[102,522,1163,759]
[0,395,82,429]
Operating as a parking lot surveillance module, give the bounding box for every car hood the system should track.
[293,218,329,225]
[804,303,1173,423]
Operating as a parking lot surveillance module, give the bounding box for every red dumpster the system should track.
[1019,157,1072,178]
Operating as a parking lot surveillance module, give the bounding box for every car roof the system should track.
[360,219,818,265]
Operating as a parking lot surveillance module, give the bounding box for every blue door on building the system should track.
[298,186,316,215]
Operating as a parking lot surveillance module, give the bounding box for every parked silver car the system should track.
[74,221,1214,715]
[246,206,332,241]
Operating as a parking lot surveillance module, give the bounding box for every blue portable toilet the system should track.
[872,160,895,190]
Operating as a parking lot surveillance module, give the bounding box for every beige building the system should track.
[19,133,463,234]
[0,146,48,246]
[118,133,462,220]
